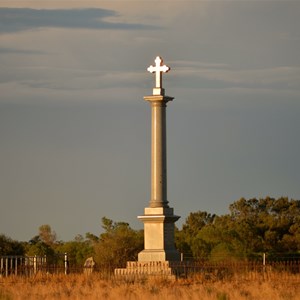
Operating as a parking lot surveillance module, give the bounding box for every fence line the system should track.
[1,255,300,280]
[0,254,68,277]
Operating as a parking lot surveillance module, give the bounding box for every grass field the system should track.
[1,271,300,299]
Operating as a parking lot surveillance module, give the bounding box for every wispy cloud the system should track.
[0,47,45,55]
[172,60,229,69]
[0,8,157,33]
[172,62,300,91]
[0,65,146,92]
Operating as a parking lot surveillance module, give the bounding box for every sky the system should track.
[0,0,299,242]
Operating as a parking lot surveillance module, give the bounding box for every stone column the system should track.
[138,57,180,262]
[148,96,172,208]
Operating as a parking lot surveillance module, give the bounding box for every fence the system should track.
[1,256,300,281]
[170,260,300,281]
[0,254,68,277]
[0,255,46,277]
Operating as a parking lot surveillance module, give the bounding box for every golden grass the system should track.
[1,272,300,300]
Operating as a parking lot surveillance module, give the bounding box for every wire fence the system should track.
[173,260,300,281]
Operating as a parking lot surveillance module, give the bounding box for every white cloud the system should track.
[172,62,300,91]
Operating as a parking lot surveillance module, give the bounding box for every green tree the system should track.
[85,232,99,243]
[38,224,57,246]
[176,211,215,259]
[229,197,300,255]
[55,238,94,266]
[0,234,24,256]
[93,217,143,269]
[25,225,57,262]
[191,216,247,262]
[25,235,55,259]
[182,211,216,237]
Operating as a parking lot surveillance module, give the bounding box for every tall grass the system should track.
[1,271,300,299]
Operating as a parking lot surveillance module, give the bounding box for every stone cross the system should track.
[147,56,170,89]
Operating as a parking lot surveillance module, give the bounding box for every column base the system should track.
[138,249,180,262]
[137,206,180,262]
[115,261,183,280]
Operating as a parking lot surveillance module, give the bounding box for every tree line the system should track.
[176,197,300,261]
[1,197,300,268]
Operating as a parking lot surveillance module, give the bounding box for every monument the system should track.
[138,56,180,262]
[115,57,181,277]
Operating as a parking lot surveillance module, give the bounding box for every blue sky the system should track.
[0,1,299,241]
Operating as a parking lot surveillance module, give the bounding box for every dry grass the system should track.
[1,272,300,300]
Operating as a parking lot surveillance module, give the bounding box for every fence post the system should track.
[34,255,37,275]
[10,257,13,275]
[43,255,47,273]
[15,257,18,276]
[5,258,8,276]
[64,253,68,275]
[0,257,3,276]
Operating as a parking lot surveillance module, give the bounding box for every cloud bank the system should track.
[0,8,156,33]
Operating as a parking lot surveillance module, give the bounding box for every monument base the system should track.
[114,261,182,280]
[138,249,180,262]
[137,206,180,262]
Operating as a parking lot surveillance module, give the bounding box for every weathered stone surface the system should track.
[138,207,180,262]
[83,257,95,275]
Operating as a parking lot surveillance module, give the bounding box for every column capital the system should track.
[144,95,174,104]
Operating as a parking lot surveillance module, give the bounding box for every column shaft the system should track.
[150,101,168,208]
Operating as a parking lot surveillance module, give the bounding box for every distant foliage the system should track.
[176,197,300,261]
[38,224,57,246]
[0,234,24,256]
[55,239,94,266]
[2,197,300,265]
[93,217,143,269]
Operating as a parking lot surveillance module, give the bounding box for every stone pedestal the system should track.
[138,207,180,262]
